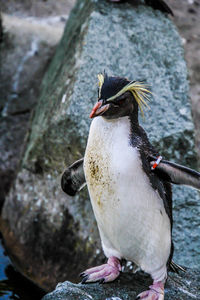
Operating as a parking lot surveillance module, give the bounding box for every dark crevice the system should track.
[10,109,31,116]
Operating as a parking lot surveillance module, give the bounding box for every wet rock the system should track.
[0,114,29,210]
[0,13,64,117]
[0,13,65,209]
[42,269,200,300]
[0,13,3,43]
[0,0,75,18]
[1,0,199,292]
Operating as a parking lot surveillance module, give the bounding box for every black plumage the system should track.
[99,74,130,100]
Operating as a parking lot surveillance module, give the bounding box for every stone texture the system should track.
[42,269,200,300]
[0,0,75,18]
[0,13,3,43]
[167,0,200,165]
[0,13,66,209]
[0,0,199,292]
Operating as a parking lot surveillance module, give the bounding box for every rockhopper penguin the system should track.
[61,73,200,300]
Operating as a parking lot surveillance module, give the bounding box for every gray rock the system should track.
[0,13,64,116]
[1,0,199,292]
[0,13,3,43]
[42,269,200,300]
[0,13,65,208]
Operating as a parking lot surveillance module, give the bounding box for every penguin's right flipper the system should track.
[61,158,86,196]
[152,159,200,190]
[145,0,173,16]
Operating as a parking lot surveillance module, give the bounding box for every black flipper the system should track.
[151,159,200,190]
[61,158,86,196]
[145,0,173,15]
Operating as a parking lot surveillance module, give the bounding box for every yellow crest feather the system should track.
[106,81,151,116]
[97,73,104,98]
[97,74,151,116]
[127,82,151,116]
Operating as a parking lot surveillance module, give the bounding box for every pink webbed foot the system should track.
[80,256,121,284]
[136,281,164,300]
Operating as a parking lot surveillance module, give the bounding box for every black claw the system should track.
[98,278,105,284]
[79,272,86,278]
[135,297,140,300]
[81,275,89,284]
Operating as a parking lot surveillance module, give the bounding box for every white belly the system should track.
[84,116,171,278]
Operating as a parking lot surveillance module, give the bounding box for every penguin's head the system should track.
[90,73,151,120]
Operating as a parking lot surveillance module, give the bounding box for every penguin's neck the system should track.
[90,116,131,147]
[129,107,139,128]
[90,113,141,152]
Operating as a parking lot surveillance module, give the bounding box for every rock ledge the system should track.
[42,268,199,300]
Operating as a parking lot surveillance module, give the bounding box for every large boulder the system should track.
[42,268,200,300]
[0,13,65,209]
[0,0,199,292]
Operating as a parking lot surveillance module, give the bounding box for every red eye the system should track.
[117,99,124,105]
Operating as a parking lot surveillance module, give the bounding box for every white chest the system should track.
[84,116,156,213]
[84,117,171,272]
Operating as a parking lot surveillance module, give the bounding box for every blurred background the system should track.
[0,0,199,299]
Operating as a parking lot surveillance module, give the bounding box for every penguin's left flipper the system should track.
[61,158,86,196]
[151,159,200,190]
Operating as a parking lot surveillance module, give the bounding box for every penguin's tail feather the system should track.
[169,260,186,273]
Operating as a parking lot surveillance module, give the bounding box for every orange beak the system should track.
[89,100,110,118]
